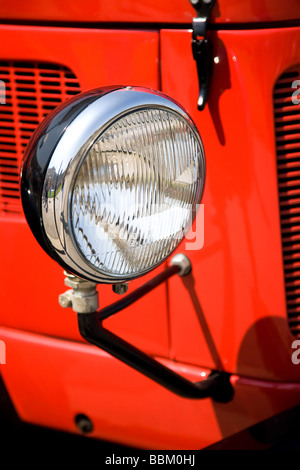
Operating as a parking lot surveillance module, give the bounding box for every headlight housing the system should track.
[21,86,205,283]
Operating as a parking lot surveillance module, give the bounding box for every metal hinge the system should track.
[190,0,216,110]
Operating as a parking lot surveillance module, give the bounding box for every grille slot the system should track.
[0,61,81,215]
[274,66,300,336]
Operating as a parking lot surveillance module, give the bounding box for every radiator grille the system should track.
[0,61,81,215]
[274,66,300,336]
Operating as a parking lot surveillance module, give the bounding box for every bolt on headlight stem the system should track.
[58,271,99,314]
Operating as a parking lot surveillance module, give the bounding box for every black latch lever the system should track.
[190,0,216,110]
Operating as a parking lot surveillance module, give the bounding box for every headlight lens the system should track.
[21,86,205,283]
[71,107,204,278]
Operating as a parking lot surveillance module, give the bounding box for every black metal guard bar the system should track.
[99,264,180,321]
[77,264,234,402]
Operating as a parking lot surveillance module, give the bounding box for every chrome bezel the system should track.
[41,87,205,283]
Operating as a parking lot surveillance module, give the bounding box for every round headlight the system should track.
[21,86,205,283]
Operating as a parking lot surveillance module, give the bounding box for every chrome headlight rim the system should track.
[21,86,205,283]
[20,85,119,267]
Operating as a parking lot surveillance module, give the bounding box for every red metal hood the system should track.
[0,0,299,25]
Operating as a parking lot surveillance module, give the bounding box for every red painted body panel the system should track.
[2,326,300,450]
[0,24,159,91]
[0,1,300,450]
[0,0,299,24]
[0,25,170,359]
[161,27,300,381]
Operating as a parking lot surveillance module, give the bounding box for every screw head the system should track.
[112,283,129,295]
[58,293,72,308]
[75,414,93,434]
[170,253,192,276]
